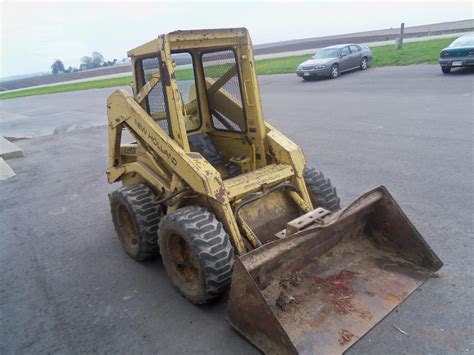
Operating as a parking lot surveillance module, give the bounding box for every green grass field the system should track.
[0,37,454,100]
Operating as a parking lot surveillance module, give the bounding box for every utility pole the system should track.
[396,22,405,49]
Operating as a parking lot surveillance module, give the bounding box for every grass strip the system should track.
[1,37,455,100]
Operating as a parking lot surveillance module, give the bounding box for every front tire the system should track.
[158,206,234,304]
[441,66,451,74]
[304,167,341,211]
[109,184,163,261]
[330,64,339,79]
[360,57,368,70]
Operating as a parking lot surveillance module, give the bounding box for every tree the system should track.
[102,58,118,67]
[80,52,105,70]
[80,56,93,69]
[91,52,104,68]
[51,59,65,74]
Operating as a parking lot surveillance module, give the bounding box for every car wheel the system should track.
[330,64,339,79]
[441,66,451,74]
[360,57,368,70]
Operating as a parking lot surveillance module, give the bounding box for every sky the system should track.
[1,0,472,78]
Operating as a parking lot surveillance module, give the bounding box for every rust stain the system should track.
[355,310,373,320]
[215,185,226,203]
[383,294,401,303]
[446,338,461,351]
[338,329,355,346]
[314,270,357,314]
[418,328,432,337]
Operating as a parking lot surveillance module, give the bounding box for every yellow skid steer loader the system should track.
[106,28,442,354]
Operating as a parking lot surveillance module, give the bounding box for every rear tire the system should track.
[109,184,163,261]
[304,167,341,211]
[441,66,451,74]
[158,206,234,304]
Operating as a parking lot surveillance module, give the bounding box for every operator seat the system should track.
[188,134,239,178]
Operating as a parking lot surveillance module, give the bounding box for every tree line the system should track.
[51,52,118,74]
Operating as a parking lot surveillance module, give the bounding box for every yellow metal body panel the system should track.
[107,28,314,255]
[224,164,294,200]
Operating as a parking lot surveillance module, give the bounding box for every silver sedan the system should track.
[296,44,373,80]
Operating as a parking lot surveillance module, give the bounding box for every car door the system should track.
[349,45,362,68]
[339,46,351,71]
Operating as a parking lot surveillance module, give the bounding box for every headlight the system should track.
[315,64,326,69]
[297,65,303,70]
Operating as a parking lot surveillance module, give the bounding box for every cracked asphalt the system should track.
[0,64,473,354]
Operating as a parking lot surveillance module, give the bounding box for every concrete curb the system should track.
[0,136,24,159]
[0,157,15,180]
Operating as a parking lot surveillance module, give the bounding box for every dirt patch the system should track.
[275,291,301,312]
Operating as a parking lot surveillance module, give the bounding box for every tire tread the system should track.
[109,184,163,261]
[304,167,341,211]
[159,206,234,304]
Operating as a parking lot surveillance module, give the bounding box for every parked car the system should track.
[296,44,372,80]
[439,34,474,74]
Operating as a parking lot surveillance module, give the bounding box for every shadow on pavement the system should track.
[445,66,474,75]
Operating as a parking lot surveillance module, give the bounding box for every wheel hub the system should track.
[168,234,200,290]
[117,204,138,251]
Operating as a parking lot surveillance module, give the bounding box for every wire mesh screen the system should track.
[202,50,245,132]
[142,57,169,134]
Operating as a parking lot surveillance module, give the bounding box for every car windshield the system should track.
[312,48,341,59]
[449,36,474,47]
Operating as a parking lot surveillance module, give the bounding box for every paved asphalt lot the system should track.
[1,65,473,354]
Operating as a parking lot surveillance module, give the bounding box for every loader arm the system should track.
[106,89,246,254]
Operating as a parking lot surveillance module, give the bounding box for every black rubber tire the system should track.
[330,64,339,79]
[360,57,368,70]
[303,167,341,212]
[158,206,234,304]
[109,184,163,261]
[441,66,451,74]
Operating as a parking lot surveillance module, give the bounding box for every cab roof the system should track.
[127,28,250,58]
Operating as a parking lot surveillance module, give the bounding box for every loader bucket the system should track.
[227,186,442,354]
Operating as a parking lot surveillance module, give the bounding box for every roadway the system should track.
[0,64,473,354]
[1,19,472,91]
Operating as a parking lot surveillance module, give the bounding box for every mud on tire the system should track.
[158,206,234,304]
[304,167,341,212]
[109,184,163,261]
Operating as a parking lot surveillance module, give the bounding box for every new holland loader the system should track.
[106,28,442,354]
